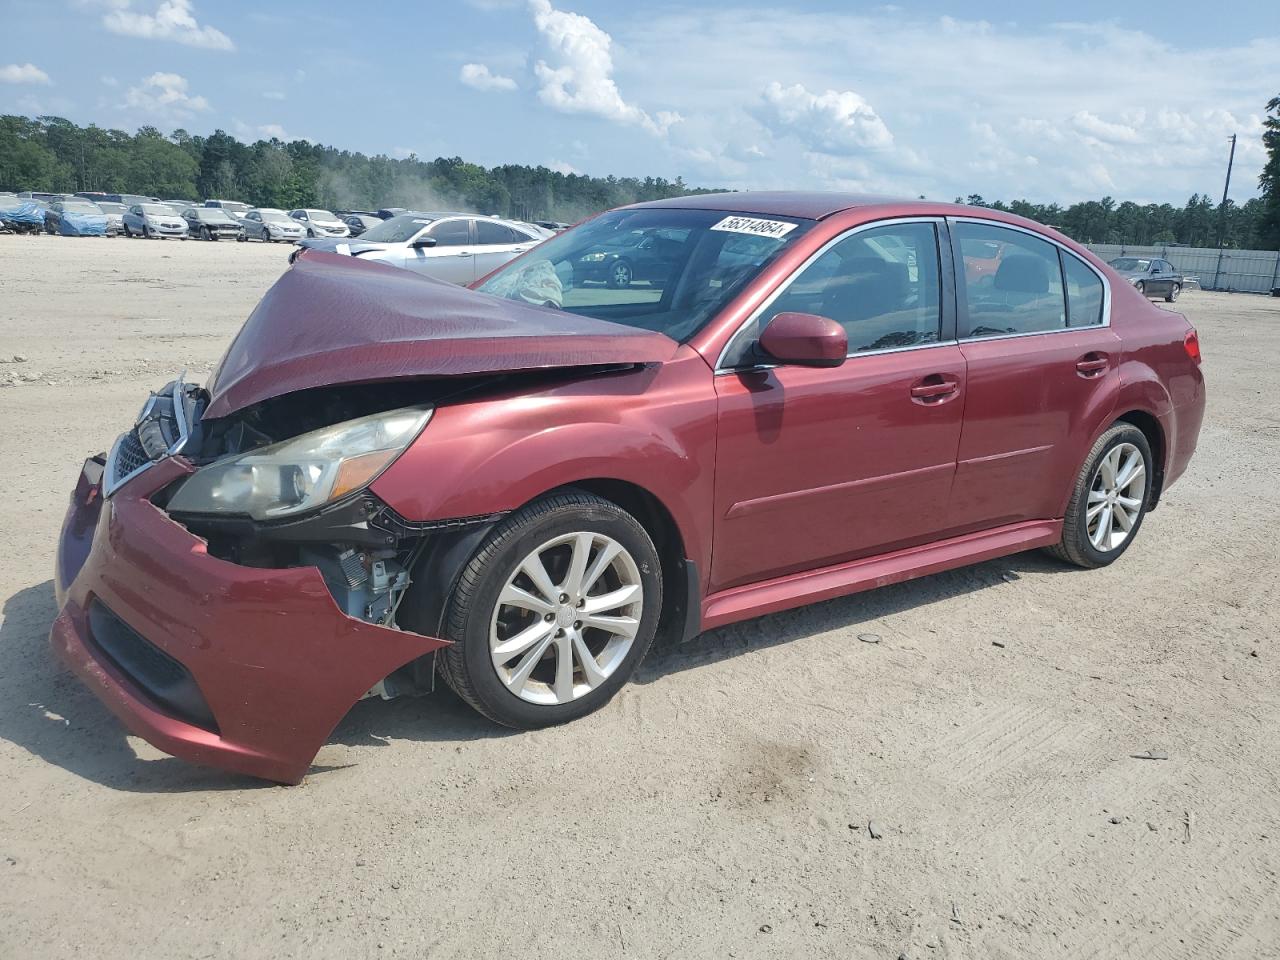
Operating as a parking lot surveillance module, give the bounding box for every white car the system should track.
[291,212,543,284]
[289,208,350,238]
[122,202,188,239]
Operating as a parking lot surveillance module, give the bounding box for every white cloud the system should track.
[122,72,210,116]
[460,63,518,92]
[754,81,893,153]
[548,160,581,175]
[528,0,681,136]
[0,63,51,85]
[100,0,233,51]
[611,8,1274,202]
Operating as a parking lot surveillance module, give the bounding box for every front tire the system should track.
[1135,281,1146,297]
[607,260,633,288]
[1165,283,1180,303]
[1046,423,1152,569]
[435,490,663,729]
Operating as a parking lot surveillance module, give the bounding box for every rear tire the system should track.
[1165,283,1180,303]
[1046,423,1152,569]
[607,260,633,288]
[433,490,663,729]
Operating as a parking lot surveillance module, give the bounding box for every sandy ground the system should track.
[0,233,1277,960]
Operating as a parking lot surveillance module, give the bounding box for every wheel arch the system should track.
[535,478,700,645]
[1113,409,1167,508]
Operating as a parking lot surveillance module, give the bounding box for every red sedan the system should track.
[51,193,1205,783]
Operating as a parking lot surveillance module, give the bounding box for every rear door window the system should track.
[476,220,524,245]
[955,222,1066,338]
[1063,253,1105,327]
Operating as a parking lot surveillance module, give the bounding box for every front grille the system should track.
[114,428,148,478]
[87,601,219,732]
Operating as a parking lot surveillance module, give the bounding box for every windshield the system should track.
[1110,258,1151,271]
[257,209,293,223]
[305,209,338,221]
[142,203,177,216]
[476,208,813,341]
[98,202,126,214]
[358,215,434,244]
[62,201,102,214]
[194,209,236,223]
[219,202,249,214]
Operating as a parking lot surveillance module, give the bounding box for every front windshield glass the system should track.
[257,209,293,223]
[476,208,814,342]
[194,209,236,223]
[98,202,126,214]
[305,208,338,221]
[1110,258,1150,271]
[62,201,102,214]
[358,215,433,244]
[142,203,176,215]
[220,202,249,214]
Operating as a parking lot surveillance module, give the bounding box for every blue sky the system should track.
[1,0,1276,205]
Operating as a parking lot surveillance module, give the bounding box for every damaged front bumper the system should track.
[51,455,449,784]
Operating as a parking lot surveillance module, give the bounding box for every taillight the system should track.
[1183,329,1201,363]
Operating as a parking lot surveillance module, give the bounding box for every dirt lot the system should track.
[0,233,1277,959]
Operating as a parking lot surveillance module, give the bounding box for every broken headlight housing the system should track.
[167,406,432,520]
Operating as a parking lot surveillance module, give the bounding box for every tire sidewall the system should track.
[449,499,663,728]
[1069,425,1153,566]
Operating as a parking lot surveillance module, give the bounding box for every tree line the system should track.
[3,101,1278,248]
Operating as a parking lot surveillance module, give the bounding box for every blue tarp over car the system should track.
[0,200,46,226]
[58,211,108,236]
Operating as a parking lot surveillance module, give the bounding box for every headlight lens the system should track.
[166,406,432,519]
[582,252,607,262]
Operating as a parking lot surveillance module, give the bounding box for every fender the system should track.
[369,349,719,585]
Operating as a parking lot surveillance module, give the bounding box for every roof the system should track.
[629,191,927,220]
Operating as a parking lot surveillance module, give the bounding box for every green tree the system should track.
[1259,94,1280,249]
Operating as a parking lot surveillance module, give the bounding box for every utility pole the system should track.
[1212,134,1237,290]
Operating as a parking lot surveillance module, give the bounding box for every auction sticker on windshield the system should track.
[709,215,798,239]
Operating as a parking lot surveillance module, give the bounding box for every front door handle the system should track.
[1076,353,1109,378]
[910,374,961,404]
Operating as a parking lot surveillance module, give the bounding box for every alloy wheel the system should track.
[611,262,632,287]
[1087,441,1146,552]
[489,531,643,706]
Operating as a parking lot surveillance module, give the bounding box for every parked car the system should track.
[0,196,45,234]
[51,193,1205,784]
[1108,257,1183,302]
[242,208,307,243]
[44,199,113,236]
[96,201,127,234]
[292,212,542,283]
[535,220,571,232]
[572,226,687,288]
[289,208,350,238]
[18,190,69,203]
[163,199,198,210]
[204,199,252,222]
[182,206,247,241]
[339,212,382,237]
[375,207,408,220]
[123,202,188,239]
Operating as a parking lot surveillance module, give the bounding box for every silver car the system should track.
[243,208,307,243]
[96,201,127,235]
[122,202,188,239]
[289,208,350,238]
[291,212,543,284]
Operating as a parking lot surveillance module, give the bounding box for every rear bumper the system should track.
[51,456,448,784]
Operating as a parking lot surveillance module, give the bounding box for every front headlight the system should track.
[582,252,607,262]
[167,406,432,520]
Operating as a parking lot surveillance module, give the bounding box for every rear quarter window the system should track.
[1064,254,1105,327]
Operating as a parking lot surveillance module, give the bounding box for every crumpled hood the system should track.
[203,251,678,419]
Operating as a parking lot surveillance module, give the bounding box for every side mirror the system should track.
[758,312,847,368]
[411,235,437,248]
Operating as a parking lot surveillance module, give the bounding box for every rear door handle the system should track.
[910,374,961,404]
[1076,353,1109,378]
